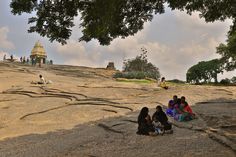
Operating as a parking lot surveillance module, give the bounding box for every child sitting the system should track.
[152,105,173,134]
[166,95,180,117]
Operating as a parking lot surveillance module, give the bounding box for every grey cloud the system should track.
[0,27,15,50]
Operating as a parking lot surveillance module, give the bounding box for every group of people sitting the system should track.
[166,95,195,122]
[137,106,172,136]
[137,95,195,136]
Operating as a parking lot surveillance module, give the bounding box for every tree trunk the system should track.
[214,73,218,83]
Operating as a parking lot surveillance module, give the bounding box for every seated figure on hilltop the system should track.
[31,75,52,85]
[159,77,168,89]
[38,75,46,84]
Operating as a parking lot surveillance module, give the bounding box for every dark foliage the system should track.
[220,78,231,85]
[10,0,236,45]
[186,59,224,84]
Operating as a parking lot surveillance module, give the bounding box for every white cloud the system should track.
[179,40,218,60]
[56,40,102,67]
[0,27,15,50]
[53,9,232,81]
[56,40,86,57]
[104,34,223,80]
[54,22,152,68]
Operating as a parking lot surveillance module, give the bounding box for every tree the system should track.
[216,25,236,71]
[220,78,231,85]
[231,76,236,84]
[10,0,236,45]
[10,0,164,45]
[114,48,160,80]
[123,47,148,72]
[187,61,205,84]
[187,59,224,84]
[124,48,160,79]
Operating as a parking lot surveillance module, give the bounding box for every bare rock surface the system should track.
[0,62,235,157]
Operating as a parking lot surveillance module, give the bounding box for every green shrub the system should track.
[113,71,158,80]
[168,79,186,84]
[220,78,231,84]
[231,77,236,84]
[113,72,123,78]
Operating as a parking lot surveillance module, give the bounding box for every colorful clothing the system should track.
[174,112,192,121]
[173,103,194,121]
[184,105,193,114]
[166,108,174,117]
[167,98,182,117]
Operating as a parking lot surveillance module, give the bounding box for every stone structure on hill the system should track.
[106,62,116,70]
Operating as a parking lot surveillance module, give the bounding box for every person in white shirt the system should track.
[38,75,46,84]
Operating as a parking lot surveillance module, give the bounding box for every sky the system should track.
[0,1,235,81]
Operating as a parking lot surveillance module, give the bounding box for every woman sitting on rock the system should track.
[183,101,196,119]
[159,77,168,89]
[137,107,157,136]
[174,96,195,121]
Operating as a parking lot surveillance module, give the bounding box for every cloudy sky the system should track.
[0,1,235,80]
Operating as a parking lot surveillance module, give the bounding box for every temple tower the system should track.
[30,41,47,64]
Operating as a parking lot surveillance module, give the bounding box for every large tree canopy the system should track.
[186,59,224,84]
[10,0,236,45]
[10,0,165,45]
[216,21,236,71]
